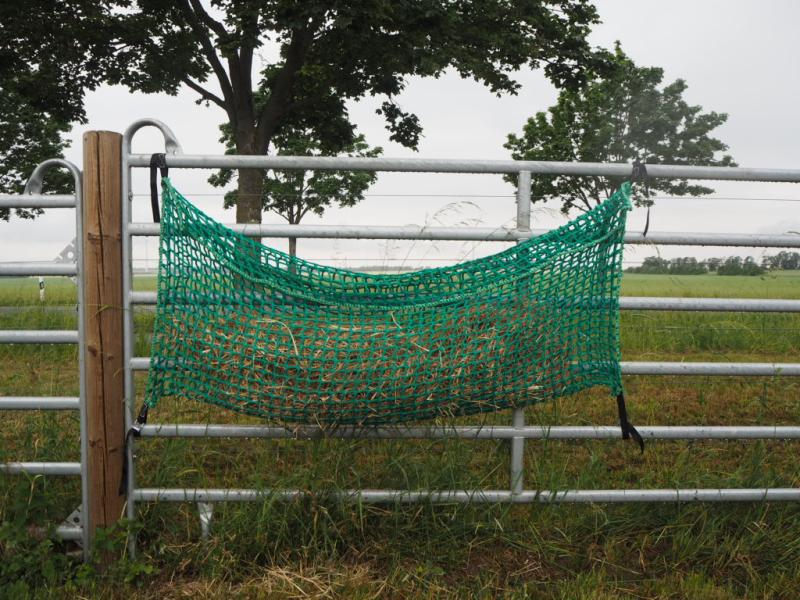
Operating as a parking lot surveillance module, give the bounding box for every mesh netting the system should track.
[145,179,632,424]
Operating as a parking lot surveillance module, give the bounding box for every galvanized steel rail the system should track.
[0,396,80,410]
[0,462,82,476]
[0,330,79,343]
[126,222,800,248]
[128,290,800,312]
[0,262,78,276]
[133,487,800,504]
[0,194,75,209]
[138,424,800,440]
[126,153,800,181]
[128,357,800,376]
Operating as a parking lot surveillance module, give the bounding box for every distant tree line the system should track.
[627,252,800,276]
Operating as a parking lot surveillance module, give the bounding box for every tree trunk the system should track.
[236,168,264,222]
[234,122,265,243]
[288,236,297,257]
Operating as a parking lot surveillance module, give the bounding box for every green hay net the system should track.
[144,179,632,426]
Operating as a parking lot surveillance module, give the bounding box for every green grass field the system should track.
[2,270,799,304]
[1,272,799,598]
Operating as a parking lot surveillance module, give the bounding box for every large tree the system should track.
[0,1,109,218]
[505,44,735,213]
[4,0,605,226]
[209,128,381,256]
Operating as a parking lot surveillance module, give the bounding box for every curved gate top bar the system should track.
[123,118,183,156]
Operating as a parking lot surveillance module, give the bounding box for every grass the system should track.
[2,269,799,304]
[622,270,800,299]
[1,272,800,598]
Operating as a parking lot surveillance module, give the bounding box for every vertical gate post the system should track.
[511,170,532,494]
[82,131,125,560]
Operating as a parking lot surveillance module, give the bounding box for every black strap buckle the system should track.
[119,404,150,496]
[616,392,644,453]
[631,160,651,237]
[631,159,648,182]
[149,153,168,223]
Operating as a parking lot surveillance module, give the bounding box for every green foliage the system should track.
[505,43,736,213]
[4,1,608,222]
[628,256,672,275]
[627,255,766,276]
[0,1,111,217]
[104,1,605,149]
[0,522,77,598]
[0,505,156,597]
[209,126,382,253]
[628,256,709,276]
[0,99,70,220]
[717,256,765,276]
[763,251,800,271]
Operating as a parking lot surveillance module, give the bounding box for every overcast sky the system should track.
[3,0,800,271]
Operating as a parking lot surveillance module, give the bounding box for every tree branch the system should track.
[573,182,594,211]
[298,204,312,221]
[269,207,290,223]
[254,26,315,151]
[178,0,236,120]
[238,12,259,94]
[181,77,226,109]
[187,0,228,39]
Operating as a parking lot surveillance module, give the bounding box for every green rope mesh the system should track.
[145,179,632,424]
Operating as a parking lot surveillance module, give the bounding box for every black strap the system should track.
[616,392,644,453]
[119,404,149,496]
[631,160,651,237]
[149,153,168,223]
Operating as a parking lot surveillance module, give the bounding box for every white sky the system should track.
[3,0,800,270]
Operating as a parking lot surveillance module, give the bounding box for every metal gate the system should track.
[0,159,88,556]
[2,118,800,561]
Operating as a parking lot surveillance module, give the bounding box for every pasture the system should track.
[1,272,799,598]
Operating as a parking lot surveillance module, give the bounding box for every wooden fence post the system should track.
[82,131,125,560]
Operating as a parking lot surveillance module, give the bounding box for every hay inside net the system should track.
[145,179,632,425]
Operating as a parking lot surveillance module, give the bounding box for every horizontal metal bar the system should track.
[0,194,76,209]
[622,362,800,376]
[129,357,800,376]
[129,291,800,313]
[620,297,800,312]
[138,424,800,440]
[127,222,527,240]
[0,462,81,476]
[128,155,800,182]
[126,222,800,248]
[0,262,77,276]
[133,487,800,503]
[130,291,156,304]
[55,525,83,541]
[0,397,80,410]
[0,330,78,344]
[626,231,800,248]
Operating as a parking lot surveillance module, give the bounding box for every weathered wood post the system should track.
[82,131,125,560]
